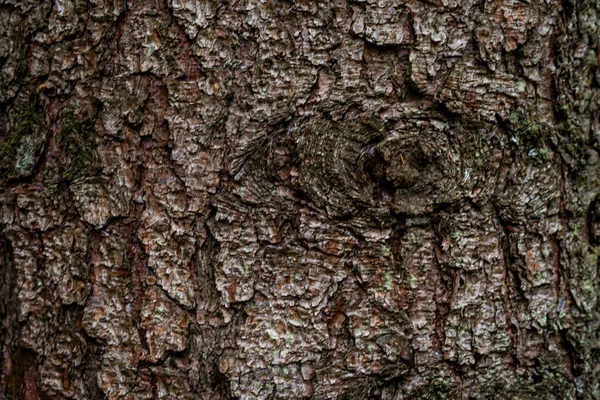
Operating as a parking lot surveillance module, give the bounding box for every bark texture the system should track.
[0,0,599,399]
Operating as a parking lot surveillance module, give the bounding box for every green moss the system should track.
[57,110,100,181]
[532,355,578,399]
[508,112,541,145]
[407,377,458,399]
[0,93,43,170]
[506,112,553,163]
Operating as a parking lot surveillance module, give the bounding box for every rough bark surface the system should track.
[0,0,599,399]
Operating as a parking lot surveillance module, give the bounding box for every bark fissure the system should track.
[1,0,599,398]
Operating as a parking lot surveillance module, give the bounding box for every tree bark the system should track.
[0,0,599,398]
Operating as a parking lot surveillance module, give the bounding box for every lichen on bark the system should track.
[0,0,599,399]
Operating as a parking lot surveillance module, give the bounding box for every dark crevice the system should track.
[81,342,107,400]
[431,101,460,124]
[0,235,23,400]
[585,194,599,246]
[558,329,579,379]
[388,222,405,263]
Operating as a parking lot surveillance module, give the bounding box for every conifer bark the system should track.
[1,0,599,398]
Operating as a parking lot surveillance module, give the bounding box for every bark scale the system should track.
[0,0,599,399]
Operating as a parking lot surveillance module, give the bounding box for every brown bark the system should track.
[0,0,599,398]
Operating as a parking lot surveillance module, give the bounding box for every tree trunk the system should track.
[1,0,599,398]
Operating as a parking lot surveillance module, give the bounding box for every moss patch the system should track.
[57,110,100,182]
[507,112,541,145]
[506,112,552,162]
[0,93,44,174]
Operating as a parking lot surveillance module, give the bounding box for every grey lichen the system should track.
[0,0,598,398]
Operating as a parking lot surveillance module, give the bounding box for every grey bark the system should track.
[0,0,599,399]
